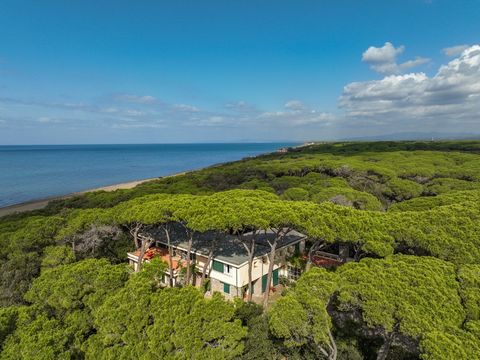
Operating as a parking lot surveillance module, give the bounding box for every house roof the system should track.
[144,225,307,267]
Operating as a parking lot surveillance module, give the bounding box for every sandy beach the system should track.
[0,177,161,218]
[0,143,293,217]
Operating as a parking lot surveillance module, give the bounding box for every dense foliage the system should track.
[270,255,480,359]
[1,140,479,359]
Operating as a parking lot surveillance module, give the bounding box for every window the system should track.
[212,260,233,275]
[262,274,268,293]
[273,269,279,286]
[287,265,302,281]
[212,260,224,273]
[223,282,230,294]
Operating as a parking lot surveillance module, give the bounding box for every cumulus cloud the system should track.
[362,42,430,74]
[340,45,480,130]
[4,43,479,141]
[363,42,404,64]
[442,44,470,57]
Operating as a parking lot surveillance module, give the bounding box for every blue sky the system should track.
[0,0,479,144]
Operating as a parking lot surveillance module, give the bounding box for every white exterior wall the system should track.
[210,265,238,286]
[129,238,306,295]
[236,257,278,287]
[234,239,305,286]
[206,257,275,289]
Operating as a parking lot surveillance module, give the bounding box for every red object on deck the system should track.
[144,247,167,260]
[312,255,343,268]
[133,247,187,270]
[133,247,167,260]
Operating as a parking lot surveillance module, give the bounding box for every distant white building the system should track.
[128,227,307,300]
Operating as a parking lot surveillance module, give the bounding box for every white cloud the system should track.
[398,57,431,71]
[101,107,118,113]
[225,100,247,108]
[340,45,480,130]
[442,44,470,57]
[284,100,305,111]
[37,117,62,123]
[112,122,165,129]
[4,43,479,141]
[114,94,158,104]
[173,104,199,112]
[362,42,429,74]
[184,115,233,127]
[363,42,404,64]
[204,116,226,125]
[259,100,336,127]
[124,109,146,117]
[225,101,257,112]
[99,107,146,117]
[259,108,335,126]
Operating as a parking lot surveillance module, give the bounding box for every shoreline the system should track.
[0,150,264,218]
[0,175,180,218]
[0,143,300,218]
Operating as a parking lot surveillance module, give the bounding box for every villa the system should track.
[128,226,307,300]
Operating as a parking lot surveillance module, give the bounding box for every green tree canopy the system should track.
[269,255,480,359]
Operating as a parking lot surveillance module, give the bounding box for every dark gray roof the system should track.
[144,225,306,266]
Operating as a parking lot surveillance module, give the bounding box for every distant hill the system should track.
[341,132,480,141]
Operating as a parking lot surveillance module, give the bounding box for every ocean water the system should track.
[0,143,296,208]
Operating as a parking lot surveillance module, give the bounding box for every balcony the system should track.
[127,247,187,271]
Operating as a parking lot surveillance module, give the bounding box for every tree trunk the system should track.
[201,249,214,287]
[376,330,396,360]
[164,226,174,287]
[327,329,337,360]
[353,243,365,262]
[71,238,77,260]
[136,238,148,272]
[262,238,277,308]
[185,233,193,285]
[317,329,337,360]
[240,236,256,302]
[306,240,324,271]
[263,228,291,308]
[136,234,155,273]
[237,230,258,302]
[129,223,142,249]
[247,240,255,302]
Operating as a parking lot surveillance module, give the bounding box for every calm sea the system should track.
[0,143,296,208]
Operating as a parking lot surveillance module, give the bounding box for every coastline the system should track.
[0,142,300,218]
[0,175,175,218]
